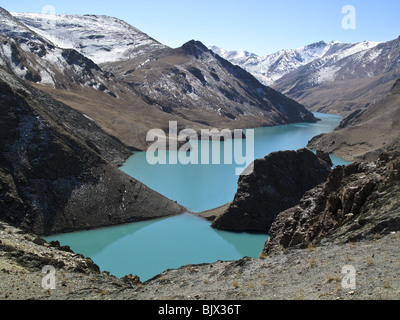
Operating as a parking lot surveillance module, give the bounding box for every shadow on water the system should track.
[45,214,269,281]
[213,228,269,258]
[45,217,168,259]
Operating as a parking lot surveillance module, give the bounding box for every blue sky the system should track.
[2,0,400,55]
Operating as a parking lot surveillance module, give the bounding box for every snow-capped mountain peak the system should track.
[11,12,167,64]
[0,7,46,44]
[0,7,123,95]
[210,40,340,86]
[209,39,385,87]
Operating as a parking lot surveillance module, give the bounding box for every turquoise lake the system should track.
[121,112,351,213]
[46,113,351,281]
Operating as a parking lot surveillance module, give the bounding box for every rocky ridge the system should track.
[264,151,400,254]
[308,77,400,162]
[103,39,317,130]
[0,66,185,236]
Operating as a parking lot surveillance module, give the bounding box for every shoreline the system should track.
[194,203,231,222]
[1,220,398,300]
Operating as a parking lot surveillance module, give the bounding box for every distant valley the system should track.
[212,37,400,116]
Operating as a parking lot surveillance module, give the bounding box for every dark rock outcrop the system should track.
[264,151,400,254]
[0,67,186,236]
[211,148,332,233]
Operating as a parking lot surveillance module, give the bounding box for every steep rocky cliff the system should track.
[0,67,185,236]
[211,149,332,233]
[264,151,400,254]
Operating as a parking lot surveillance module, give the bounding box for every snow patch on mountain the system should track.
[333,40,381,61]
[367,48,383,63]
[311,66,341,85]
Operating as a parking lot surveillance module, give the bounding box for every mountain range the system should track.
[212,37,400,116]
[1,6,398,161]
[210,41,340,86]
[0,8,316,151]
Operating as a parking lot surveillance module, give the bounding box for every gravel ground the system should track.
[0,221,399,301]
[131,233,400,300]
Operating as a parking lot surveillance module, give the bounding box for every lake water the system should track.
[121,112,350,213]
[45,113,351,281]
[46,214,268,281]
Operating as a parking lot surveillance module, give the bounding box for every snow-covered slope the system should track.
[11,12,166,64]
[303,40,383,86]
[210,41,341,86]
[210,40,383,87]
[0,7,47,43]
[0,8,109,90]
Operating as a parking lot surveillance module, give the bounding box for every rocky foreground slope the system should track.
[0,220,398,300]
